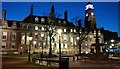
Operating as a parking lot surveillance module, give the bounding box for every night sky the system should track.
[2,2,119,35]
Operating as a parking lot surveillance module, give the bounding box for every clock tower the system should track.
[85,2,97,31]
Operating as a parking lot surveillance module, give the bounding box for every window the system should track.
[22,25,26,29]
[41,34,44,41]
[12,22,17,29]
[64,29,66,32]
[2,21,8,28]
[2,32,7,40]
[12,32,16,40]
[70,29,73,32]
[27,25,30,29]
[64,35,67,41]
[35,26,39,30]
[74,29,76,32]
[64,43,67,48]
[11,42,15,49]
[58,20,61,23]
[43,43,46,48]
[35,33,38,40]
[63,21,66,24]
[35,17,39,23]
[41,18,45,23]
[21,33,25,44]
[41,27,44,31]
[2,42,6,49]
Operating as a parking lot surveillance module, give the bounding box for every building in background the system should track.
[0,2,105,55]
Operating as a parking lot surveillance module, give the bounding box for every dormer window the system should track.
[47,17,51,24]
[35,17,39,23]
[12,22,17,29]
[63,21,66,24]
[2,21,8,29]
[58,20,61,24]
[41,27,44,31]
[41,18,45,23]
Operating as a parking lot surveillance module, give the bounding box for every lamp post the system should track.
[28,35,32,63]
[33,41,36,54]
[57,29,62,61]
[41,33,44,58]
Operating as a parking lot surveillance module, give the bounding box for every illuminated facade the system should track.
[0,2,104,55]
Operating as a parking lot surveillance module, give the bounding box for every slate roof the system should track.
[22,15,75,27]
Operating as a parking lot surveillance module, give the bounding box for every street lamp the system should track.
[28,35,32,63]
[57,29,62,61]
[33,41,37,54]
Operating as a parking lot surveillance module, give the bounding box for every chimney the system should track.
[64,10,68,21]
[2,10,6,23]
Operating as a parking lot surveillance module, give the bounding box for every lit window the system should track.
[41,18,45,23]
[42,27,44,30]
[70,29,73,32]
[64,29,66,32]
[35,17,39,23]
[65,44,67,48]
[21,33,25,44]
[11,42,15,49]
[2,42,6,49]
[2,32,7,40]
[61,43,63,48]
[12,32,16,40]
[35,26,39,30]
[43,43,46,48]
[74,29,76,32]
[41,33,44,41]
[98,30,101,35]
[64,35,67,41]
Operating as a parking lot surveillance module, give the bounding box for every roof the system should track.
[22,15,75,27]
[7,20,20,27]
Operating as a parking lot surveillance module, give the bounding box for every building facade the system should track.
[0,2,104,55]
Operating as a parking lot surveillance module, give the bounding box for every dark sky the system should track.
[2,2,119,34]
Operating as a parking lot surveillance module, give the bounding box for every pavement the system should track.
[1,55,120,69]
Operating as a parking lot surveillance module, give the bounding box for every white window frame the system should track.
[2,42,6,49]
[11,42,15,49]
[2,32,7,40]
